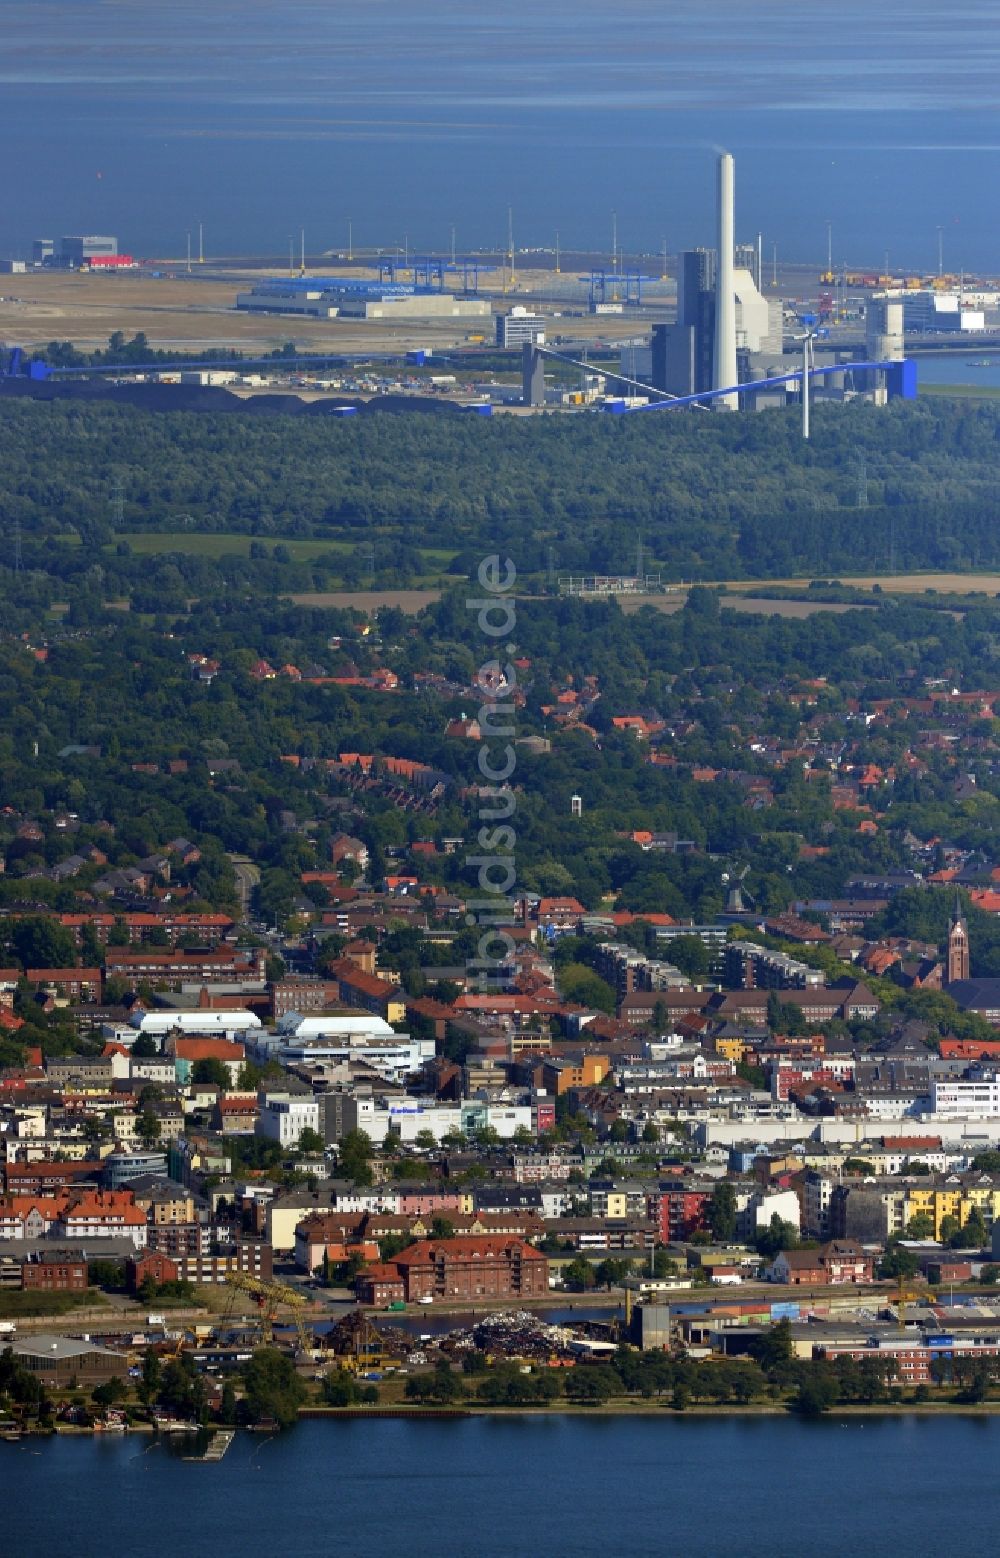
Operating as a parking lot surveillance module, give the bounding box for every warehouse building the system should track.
[236,276,491,322]
[32,235,122,268]
[898,290,985,333]
[11,1335,129,1387]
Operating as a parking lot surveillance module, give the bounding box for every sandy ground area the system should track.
[0,266,666,356]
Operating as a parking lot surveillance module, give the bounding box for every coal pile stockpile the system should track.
[441,1310,577,1362]
[0,377,463,419]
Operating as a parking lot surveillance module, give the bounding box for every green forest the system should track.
[2,395,1000,593]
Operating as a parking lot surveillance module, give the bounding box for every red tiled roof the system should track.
[25,968,101,983]
[170,1039,245,1061]
[393,1236,546,1265]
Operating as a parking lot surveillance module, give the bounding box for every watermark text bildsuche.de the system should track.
[465,556,517,993]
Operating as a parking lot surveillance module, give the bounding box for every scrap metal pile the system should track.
[439,1310,579,1362]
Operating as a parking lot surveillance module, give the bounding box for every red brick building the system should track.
[104,946,265,988]
[330,960,403,1021]
[24,968,102,1001]
[58,912,233,948]
[355,1263,406,1306]
[2,1160,103,1196]
[21,1249,89,1292]
[388,1236,548,1302]
[271,979,342,1019]
[127,1250,180,1292]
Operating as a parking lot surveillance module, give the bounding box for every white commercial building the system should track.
[280,1037,433,1084]
[461,1103,533,1139]
[736,1187,801,1242]
[343,1096,532,1145]
[276,1014,433,1083]
[344,1096,460,1145]
[695,1114,1000,1150]
[497,307,545,347]
[130,1009,262,1039]
[930,1079,1000,1119]
[277,1014,396,1040]
[257,1094,321,1148]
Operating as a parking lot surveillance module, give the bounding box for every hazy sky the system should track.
[5,1,999,265]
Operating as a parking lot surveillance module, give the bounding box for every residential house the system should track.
[768,1240,874,1285]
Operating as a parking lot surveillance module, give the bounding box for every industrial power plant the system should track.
[518,153,916,426]
[11,150,1000,425]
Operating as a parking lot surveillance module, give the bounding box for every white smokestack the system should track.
[713,152,738,410]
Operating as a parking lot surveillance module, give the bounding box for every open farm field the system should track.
[110,531,458,568]
[720,572,1000,597]
[721,595,869,616]
[922,382,1000,400]
[290,589,443,612]
[618,593,870,618]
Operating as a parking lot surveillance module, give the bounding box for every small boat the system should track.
[152,1415,200,1434]
[965,359,994,367]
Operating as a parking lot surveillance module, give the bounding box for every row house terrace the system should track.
[0,1197,67,1239]
[2,1160,103,1196]
[25,969,102,1002]
[292,1209,549,1272]
[104,946,266,988]
[58,913,233,947]
[57,1192,148,1248]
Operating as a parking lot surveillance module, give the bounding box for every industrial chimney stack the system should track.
[713,152,739,410]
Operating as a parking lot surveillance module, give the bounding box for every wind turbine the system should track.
[792,312,829,440]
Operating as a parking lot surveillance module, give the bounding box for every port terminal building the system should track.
[236,277,490,322]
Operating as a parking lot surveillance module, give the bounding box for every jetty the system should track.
[183,1429,235,1462]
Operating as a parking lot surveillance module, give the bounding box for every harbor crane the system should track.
[223,1272,313,1353]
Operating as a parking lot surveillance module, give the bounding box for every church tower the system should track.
[947,895,970,985]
